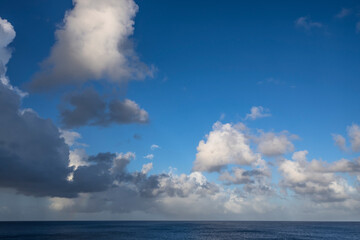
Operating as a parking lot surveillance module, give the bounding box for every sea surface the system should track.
[0,221,359,239]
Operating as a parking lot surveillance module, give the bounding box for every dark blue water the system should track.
[0,221,359,239]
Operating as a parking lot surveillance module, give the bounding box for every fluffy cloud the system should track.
[193,122,259,172]
[256,131,295,157]
[279,151,358,203]
[0,17,15,76]
[60,88,149,128]
[30,0,154,90]
[295,16,322,30]
[245,106,271,120]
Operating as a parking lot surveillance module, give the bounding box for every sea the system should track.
[0,221,359,239]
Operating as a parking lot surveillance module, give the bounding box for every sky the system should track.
[0,0,360,221]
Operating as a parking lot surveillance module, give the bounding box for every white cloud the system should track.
[60,129,82,146]
[256,131,295,157]
[245,106,271,120]
[31,0,154,90]
[144,154,154,160]
[295,16,322,30]
[348,124,360,152]
[151,144,160,150]
[0,17,15,71]
[141,162,153,174]
[193,122,260,172]
[279,150,358,203]
[0,17,26,97]
[69,148,89,170]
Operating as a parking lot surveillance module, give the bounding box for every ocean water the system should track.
[0,221,359,239]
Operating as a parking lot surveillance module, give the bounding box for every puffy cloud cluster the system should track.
[193,122,260,172]
[60,88,149,128]
[279,151,359,203]
[31,0,153,90]
[256,131,296,157]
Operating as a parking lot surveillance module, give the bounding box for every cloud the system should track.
[295,16,322,30]
[0,82,75,197]
[335,8,352,19]
[0,18,74,198]
[60,88,149,128]
[193,122,260,172]
[144,154,154,160]
[0,17,15,75]
[60,129,83,147]
[30,0,154,91]
[348,124,360,152]
[279,151,358,203]
[256,131,295,157]
[332,134,347,152]
[151,144,160,150]
[245,106,271,120]
[141,163,153,174]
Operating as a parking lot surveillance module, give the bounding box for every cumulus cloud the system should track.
[279,151,358,203]
[245,106,271,120]
[0,82,75,197]
[295,16,322,30]
[0,17,15,76]
[193,122,260,172]
[256,131,295,157]
[30,0,154,90]
[60,88,149,128]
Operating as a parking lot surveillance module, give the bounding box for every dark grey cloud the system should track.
[0,82,144,198]
[60,88,149,128]
[0,83,74,197]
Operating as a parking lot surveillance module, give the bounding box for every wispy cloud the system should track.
[335,8,352,19]
[151,144,160,150]
[245,106,271,120]
[144,154,154,160]
[295,16,322,30]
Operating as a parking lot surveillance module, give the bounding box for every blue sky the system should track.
[0,0,360,220]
